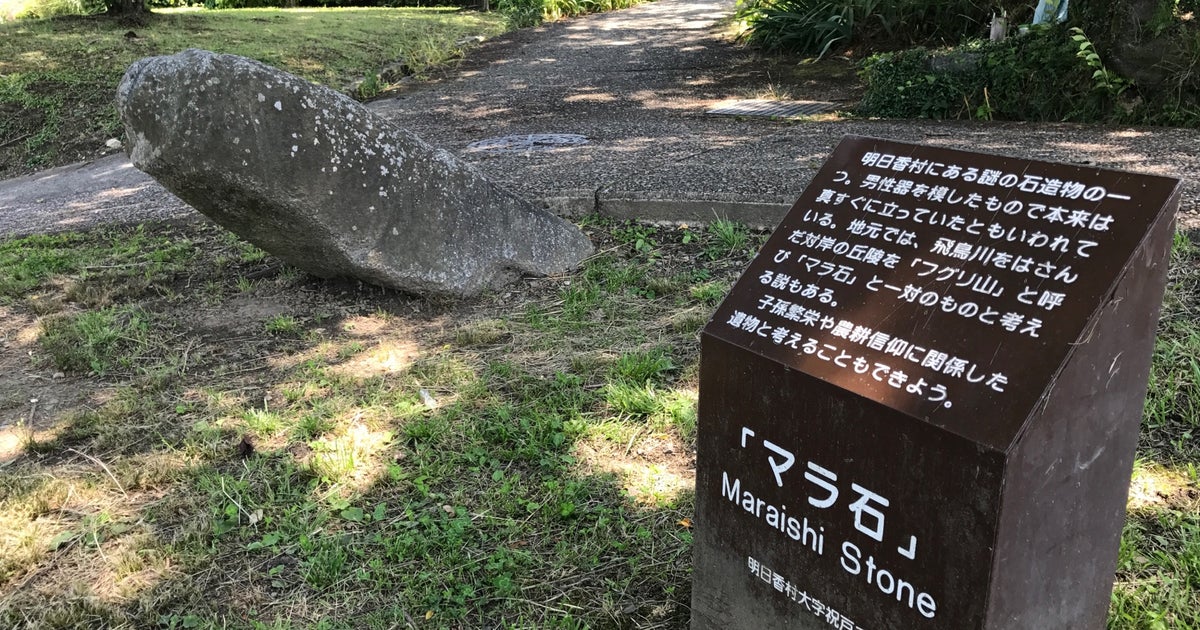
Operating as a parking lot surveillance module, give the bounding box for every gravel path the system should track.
[2,0,1197,237]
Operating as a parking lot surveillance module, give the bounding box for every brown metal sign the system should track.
[692,135,1182,630]
[706,136,1180,451]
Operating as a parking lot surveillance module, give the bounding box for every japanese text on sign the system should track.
[719,144,1135,412]
[722,426,937,618]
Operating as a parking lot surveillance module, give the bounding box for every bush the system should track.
[496,0,640,28]
[858,21,1200,127]
[1119,16,1200,126]
[733,0,1009,57]
[858,26,1107,121]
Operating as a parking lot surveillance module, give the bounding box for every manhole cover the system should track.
[706,99,838,119]
[465,133,589,154]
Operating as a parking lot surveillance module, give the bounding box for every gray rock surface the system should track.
[115,49,593,297]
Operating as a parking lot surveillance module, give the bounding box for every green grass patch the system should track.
[1110,231,1200,628]
[1,219,1197,627]
[0,231,90,298]
[1142,231,1200,463]
[1111,461,1200,629]
[0,217,728,626]
[0,7,507,175]
[0,224,197,308]
[38,305,151,375]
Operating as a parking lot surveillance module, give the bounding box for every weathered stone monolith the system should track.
[116,49,593,297]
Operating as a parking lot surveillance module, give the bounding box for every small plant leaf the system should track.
[49,530,77,549]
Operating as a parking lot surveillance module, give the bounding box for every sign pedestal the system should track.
[691,136,1181,629]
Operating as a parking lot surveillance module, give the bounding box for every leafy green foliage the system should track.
[264,314,303,337]
[1069,26,1130,96]
[495,0,642,28]
[613,221,659,256]
[859,20,1200,126]
[858,26,1112,122]
[734,0,994,57]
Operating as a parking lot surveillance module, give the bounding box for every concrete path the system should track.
[0,154,194,237]
[2,0,1199,237]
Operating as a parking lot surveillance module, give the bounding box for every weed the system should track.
[604,381,662,418]
[610,348,676,385]
[357,72,384,99]
[38,306,149,375]
[1143,232,1200,461]
[336,340,366,360]
[707,219,751,259]
[301,534,350,589]
[613,222,659,256]
[734,0,991,57]
[646,275,683,297]
[455,319,510,346]
[243,408,285,437]
[1070,27,1130,97]
[265,315,302,336]
[233,241,266,263]
[690,280,730,305]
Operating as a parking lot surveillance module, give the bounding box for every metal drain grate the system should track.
[706,99,838,119]
[465,133,589,154]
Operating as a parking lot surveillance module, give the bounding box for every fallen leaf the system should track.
[678,518,692,528]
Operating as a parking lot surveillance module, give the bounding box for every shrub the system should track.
[858,26,1115,122]
[734,0,1005,57]
[1120,17,1200,126]
[496,0,641,28]
[858,20,1200,127]
[495,0,541,27]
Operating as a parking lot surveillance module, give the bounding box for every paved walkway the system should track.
[2,0,1199,237]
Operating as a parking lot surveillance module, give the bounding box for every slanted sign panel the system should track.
[692,135,1181,630]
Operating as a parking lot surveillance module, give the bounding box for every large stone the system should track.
[116,49,593,297]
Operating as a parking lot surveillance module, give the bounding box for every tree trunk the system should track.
[109,0,146,15]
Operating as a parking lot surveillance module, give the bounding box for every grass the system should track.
[0,218,1197,627]
[1108,231,1200,629]
[38,306,151,375]
[0,218,736,627]
[0,6,507,177]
